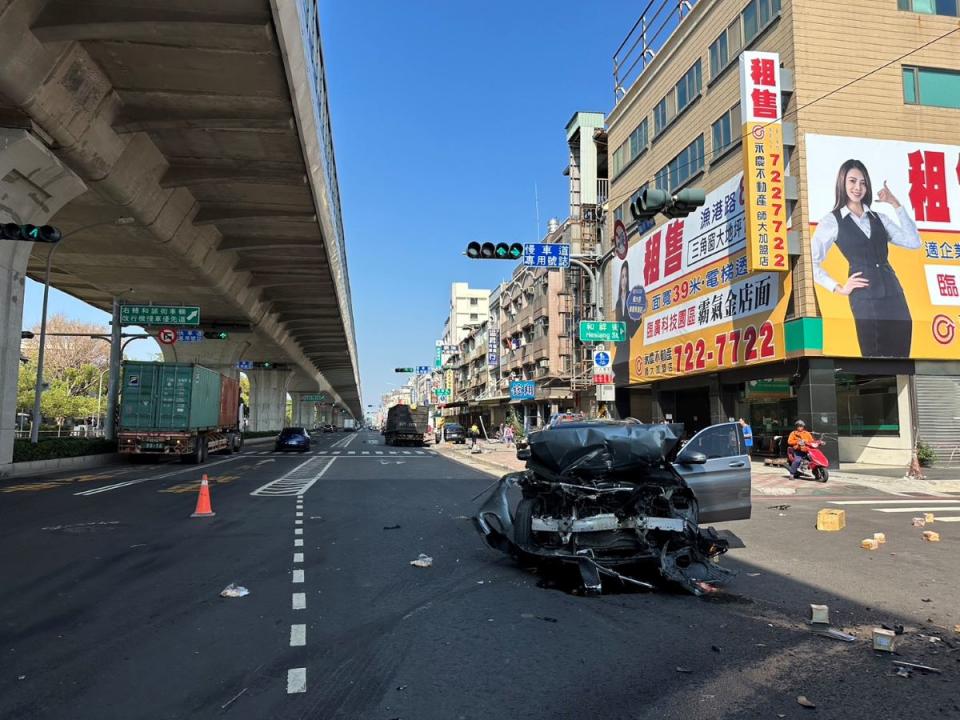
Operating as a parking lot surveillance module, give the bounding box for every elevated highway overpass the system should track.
[0,0,360,473]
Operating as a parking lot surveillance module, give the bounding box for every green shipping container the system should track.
[120,362,223,431]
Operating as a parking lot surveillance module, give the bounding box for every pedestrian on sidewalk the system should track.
[469,423,480,450]
[739,418,753,456]
[504,425,515,447]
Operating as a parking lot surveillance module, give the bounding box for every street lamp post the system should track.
[29,217,135,443]
[94,367,109,436]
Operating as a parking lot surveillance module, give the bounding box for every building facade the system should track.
[603,0,960,467]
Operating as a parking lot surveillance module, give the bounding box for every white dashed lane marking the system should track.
[292,569,304,584]
[290,624,306,647]
[287,668,306,694]
[294,552,303,563]
[292,593,306,610]
[294,539,303,547]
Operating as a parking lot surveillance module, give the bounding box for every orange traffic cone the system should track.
[191,474,216,518]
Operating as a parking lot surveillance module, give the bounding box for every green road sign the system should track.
[302,393,327,402]
[579,321,626,343]
[120,304,200,326]
[433,388,451,399]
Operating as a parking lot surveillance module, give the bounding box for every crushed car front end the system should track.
[474,422,735,595]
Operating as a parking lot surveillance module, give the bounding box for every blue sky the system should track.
[24,1,641,408]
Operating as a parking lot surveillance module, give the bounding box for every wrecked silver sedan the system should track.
[474,421,751,595]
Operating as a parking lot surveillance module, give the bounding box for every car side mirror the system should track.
[516,447,531,461]
[676,450,707,465]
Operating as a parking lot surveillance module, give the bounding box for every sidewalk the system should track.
[434,440,960,497]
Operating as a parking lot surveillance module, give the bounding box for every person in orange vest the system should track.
[787,419,815,478]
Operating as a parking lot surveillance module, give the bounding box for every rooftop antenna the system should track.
[534,182,541,241]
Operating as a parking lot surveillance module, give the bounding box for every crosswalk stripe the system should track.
[932,516,960,522]
[874,507,960,513]
[829,500,958,505]
[348,451,355,455]
[362,451,369,455]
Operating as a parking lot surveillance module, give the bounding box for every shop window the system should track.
[837,375,900,436]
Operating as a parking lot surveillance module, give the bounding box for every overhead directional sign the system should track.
[237,360,253,370]
[302,393,327,402]
[121,304,200,326]
[579,321,626,343]
[416,366,430,375]
[522,243,570,269]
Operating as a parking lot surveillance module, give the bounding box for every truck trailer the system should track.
[118,362,243,463]
[383,404,428,446]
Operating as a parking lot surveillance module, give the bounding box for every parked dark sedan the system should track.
[276,427,311,452]
[435,422,466,444]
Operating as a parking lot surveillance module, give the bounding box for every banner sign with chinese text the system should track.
[609,172,791,383]
[488,329,500,367]
[806,134,960,359]
[509,381,536,401]
[740,51,788,273]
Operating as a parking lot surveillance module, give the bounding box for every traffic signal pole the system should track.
[104,297,122,442]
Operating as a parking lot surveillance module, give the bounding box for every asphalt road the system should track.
[0,430,957,720]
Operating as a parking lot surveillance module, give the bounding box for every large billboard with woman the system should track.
[805,134,960,359]
[610,172,792,384]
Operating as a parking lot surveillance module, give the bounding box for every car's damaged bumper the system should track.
[474,473,735,596]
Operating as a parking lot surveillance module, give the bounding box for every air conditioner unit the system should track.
[538,359,550,368]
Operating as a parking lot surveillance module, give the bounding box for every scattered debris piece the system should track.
[873,532,886,544]
[873,628,897,652]
[796,695,816,709]
[881,623,905,635]
[912,516,926,528]
[813,627,856,642]
[895,667,912,678]
[17,675,25,681]
[746,572,762,577]
[861,538,879,550]
[396,685,408,691]
[383,524,401,530]
[921,598,932,603]
[924,512,936,524]
[810,604,830,625]
[539,616,558,623]
[954,625,960,634]
[769,504,791,511]
[676,667,693,673]
[893,660,941,674]
[816,508,845,531]
[220,583,249,598]
[922,530,940,542]
[711,645,722,653]
[410,554,433,568]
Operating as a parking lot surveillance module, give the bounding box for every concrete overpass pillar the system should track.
[289,392,317,428]
[246,367,291,432]
[0,129,85,478]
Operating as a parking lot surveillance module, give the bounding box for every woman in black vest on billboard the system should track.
[811,160,921,357]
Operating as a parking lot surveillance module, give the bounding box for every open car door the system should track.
[672,422,751,523]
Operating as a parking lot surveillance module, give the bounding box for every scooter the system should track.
[786,433,830,483]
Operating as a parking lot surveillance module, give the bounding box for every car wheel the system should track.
[513,498,540,549]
